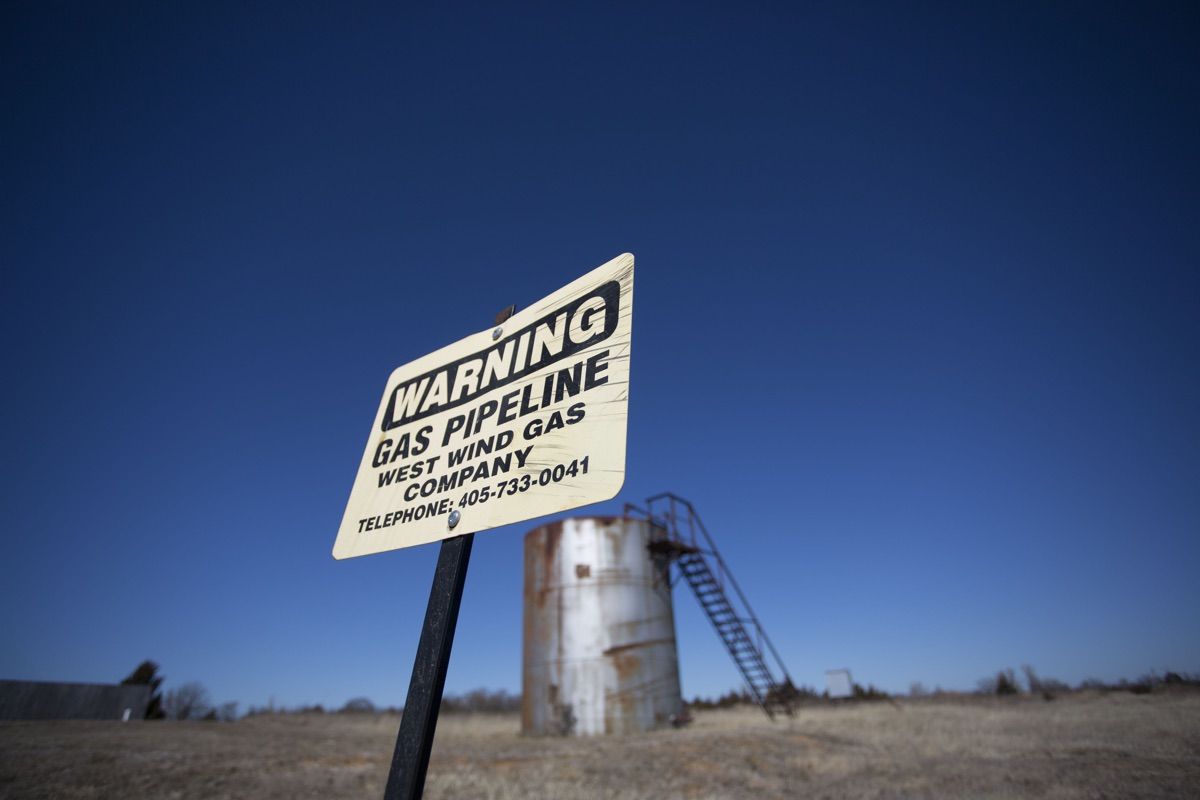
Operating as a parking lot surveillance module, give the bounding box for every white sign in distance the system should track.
[333,254,634,559]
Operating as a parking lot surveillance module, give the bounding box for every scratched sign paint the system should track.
[333,254,634,558]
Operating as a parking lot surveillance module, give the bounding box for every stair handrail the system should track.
[644,492,795,690]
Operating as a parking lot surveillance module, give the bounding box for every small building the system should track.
[0,679,150,721]
[826,669,853,699]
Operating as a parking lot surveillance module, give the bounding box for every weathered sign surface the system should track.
[334,254,634,559]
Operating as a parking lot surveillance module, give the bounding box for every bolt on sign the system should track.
[333,254,634,559]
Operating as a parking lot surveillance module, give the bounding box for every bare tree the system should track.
[441,689,521,714]
[978,669,1019,696]
[339,697,376,714]
[163,682,211,720]
[1023,665,1069,699]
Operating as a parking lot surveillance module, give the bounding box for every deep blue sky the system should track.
[3,2,1197,710]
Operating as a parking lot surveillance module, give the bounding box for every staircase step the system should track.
[659,499,793,725]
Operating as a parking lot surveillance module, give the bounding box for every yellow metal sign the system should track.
[333,254,634,558]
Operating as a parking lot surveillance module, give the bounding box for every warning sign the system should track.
[333,254,634,559]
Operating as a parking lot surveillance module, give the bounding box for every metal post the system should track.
[384,532,473,800]
[382,305,515,800]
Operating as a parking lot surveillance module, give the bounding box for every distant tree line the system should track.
[242,688,522,717]
[688,666,1200,710]
[687,678,892,710]
[120,661,237,721]
[440,688,521,714]
[121,658,1200,723]
[974,665,1200,700]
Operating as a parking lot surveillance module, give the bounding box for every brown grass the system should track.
[2,692,1198,798]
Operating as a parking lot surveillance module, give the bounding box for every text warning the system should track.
[333,254,634,558]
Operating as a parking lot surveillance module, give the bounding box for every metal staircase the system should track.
[625,493,796,720]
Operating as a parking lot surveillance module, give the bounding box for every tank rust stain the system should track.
[523,523,563,733]
[523,516,683,736]
[609,650,643,684]
[542,521,562,595]
[604,663,641,735]
[522,522,564,610]
[601,637,675,657]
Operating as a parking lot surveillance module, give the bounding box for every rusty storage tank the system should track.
[523,516,683,736]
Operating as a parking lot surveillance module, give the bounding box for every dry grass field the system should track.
[2,691,1198,799]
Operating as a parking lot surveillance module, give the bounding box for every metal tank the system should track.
[522,516,683,736]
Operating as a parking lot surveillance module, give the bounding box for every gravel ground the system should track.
[2,692,1198,799]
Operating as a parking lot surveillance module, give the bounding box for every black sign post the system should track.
[382,305,515,800]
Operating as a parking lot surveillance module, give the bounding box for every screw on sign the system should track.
[333,255,634,800]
